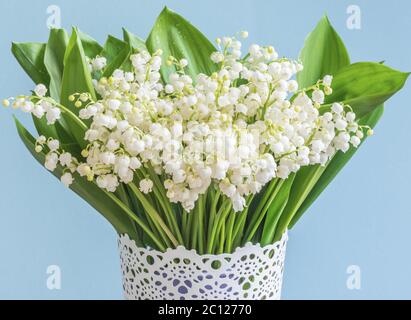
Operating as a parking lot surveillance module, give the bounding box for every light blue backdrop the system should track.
[0,0,410,300]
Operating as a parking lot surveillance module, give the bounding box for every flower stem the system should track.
[224,211,236,253]
[145,165,184,244]
[207,199,232,254]
[218,221,225,254]
[243,179,285,244]
[128,182,180,248]
[103,189,166,251]
[243,179,278,239]
[206,188,220,247]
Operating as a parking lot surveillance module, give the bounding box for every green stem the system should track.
[190,204,199,251]
[148,176,184,245]
[128,182,180,248]
[244,179,278,237]
[145,165,184,244]
[184,211,193,248]
[197,194,205,254]
[232,212,248,248]
[244,179,285,244]
[207,199,232,254]
[225,211,236,253]
[206,188,220,245]
[218,222,225,254]
[232,195,254,242]
[132,172,171,247]
[182,211,189,247]
[103,190,166,251]
[116,184,143,246]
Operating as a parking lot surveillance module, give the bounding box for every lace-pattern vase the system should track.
[118,232,288,300]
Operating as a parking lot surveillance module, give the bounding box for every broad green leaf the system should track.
[61,28,96,148]
[44,28,69,100]
[56,105,88,158]
[11,42,58,139]
[277,16,351,238]
[288,105,384,228]
[62,28,97,105]
[101,35,127,64]
[78,30,103,58]
[31,117,60,141]
[100,36,132,77]
[297,16,350,88]
[146,7,217,82]
[116,184,142,247]
[274,167,326,240]
[123,28,147,52]
[11,42,50,84]
[104,44,131,77]
[324,62,409,118]
[122,29,146,72]
[261,176,294,245]
[14,117,139,240]
[43,28,77,148]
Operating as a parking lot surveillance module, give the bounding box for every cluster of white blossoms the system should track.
[5,84,62,125]
[5,33,371,212]
[88,56,107,73]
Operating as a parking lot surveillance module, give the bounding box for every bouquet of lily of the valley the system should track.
[5,8,408,300]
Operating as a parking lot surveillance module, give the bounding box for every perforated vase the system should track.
[118,232,288,300]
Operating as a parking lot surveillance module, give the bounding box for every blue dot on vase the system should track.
[178,286,188,294]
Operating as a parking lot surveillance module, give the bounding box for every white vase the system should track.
[118,232,288,300]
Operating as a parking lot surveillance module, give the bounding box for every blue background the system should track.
[0,0,410,300]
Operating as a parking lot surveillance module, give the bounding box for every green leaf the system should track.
[11,42,50,85]
[101,36,127,64]
[324,62,409,118]
[62,28,97,110]
[122,29,146,72]
[297,16,350,88]
[284,18,408,234]
[100,35,132,77]
[288,105,384,228]
[44,28,69,101]
[274,167,327,240]
[123,28,147,52]
[277,16,351,238]
[146,7,217,82]
[78,30,103,58]
[32,117,60,141]
[261,176,294,245]
[61,28,96,148]
[11,42,59,139]
[43,28,77,147]
[14,117,139,240]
